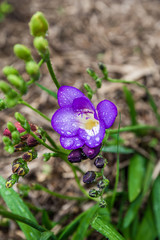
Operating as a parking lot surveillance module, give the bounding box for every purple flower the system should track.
[51,86,117,150]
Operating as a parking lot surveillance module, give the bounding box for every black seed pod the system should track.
[83,171,96,184]
[94,157,105,168]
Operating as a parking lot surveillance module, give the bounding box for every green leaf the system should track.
[0,176,40,240]
[123,85,137,126]
[91,214,125,240]
[72,205,98,240]
[128,154,146,202]
[123,194,142,228]
[58,205,97,240]
[35,82,57,99]
[40,231,55,240]
[42,210,57,230]
[135,204,157,240]
[152,175,160,239]
[102,145,134,154]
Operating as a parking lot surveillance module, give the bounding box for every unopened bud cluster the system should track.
[3,119,41,188]
[67,143,109,207]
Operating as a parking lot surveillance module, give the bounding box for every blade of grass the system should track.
[35,82,57,99]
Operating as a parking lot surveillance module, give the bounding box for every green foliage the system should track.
[152,175,160,239]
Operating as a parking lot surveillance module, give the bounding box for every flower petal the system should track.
[78,119,105,148]
[60,135,84,150]
[97,100,118,129]
[72,97,95,113]
[58,86,85,107]
[51,107,79,137]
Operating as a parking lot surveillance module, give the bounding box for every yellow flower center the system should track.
[85,119,99,130]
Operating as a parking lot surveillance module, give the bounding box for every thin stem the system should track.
[108,124,160,135]
[0,209,46,232]
[46,58,60,89]
[110,113,121,209]
[18,100,50,122]
[32,184,88,201]
[45,131,58,149]
[38,58,45,67]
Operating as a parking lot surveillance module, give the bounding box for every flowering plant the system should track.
[0,11,160,240]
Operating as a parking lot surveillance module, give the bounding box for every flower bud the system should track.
[0,99,6,110]
[27,133,42,147]
[2,136,12,145]
[97,180,106,189]
[13,44,32,62]
[17,168,25,176]
[86,68,98,81]
[22,150,37,162]
[96,78,102,88]
[3,66,19,77]
[68,149,82,163]
[25,61,40,80]
[29,12,49,37]
[82,144,102,160]
[99,199,107,208]
[89,189,100,198]
[5,174,19,188]
[14,142,28,152]
[33,36,49,55]
[7,121,16,132]
[98,62,108,79]
[3,128,11,138]
[11,131,21,144]
[94,157,105,168]
[12,162,20,173]
[0,80,12,94]
[14,122,25,133]
[83,171,96,184]
[7,74,27,95]
[14,113,30,132]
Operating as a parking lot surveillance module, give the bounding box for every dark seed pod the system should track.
[89,189,100,198]
[5,174,18,188]
[17,168,25,176]
[12,163,20,173]
[94,157,105,168]
[14,142,28,152]
[83,171,96,184]
[97,180,106,189]
[22,152,33,162]
[99,199,107,208]
[82,144,102,160]
[68,149,84,163]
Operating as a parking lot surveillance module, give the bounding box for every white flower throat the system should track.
[77,110,100,136]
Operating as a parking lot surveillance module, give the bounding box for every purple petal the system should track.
[58,86,85,107]
[72,97,95,113]
[78,120,105,148]
[60,135,84,150]
[51,107,78,137]
[82,144,102,159]
[97,100,118,129]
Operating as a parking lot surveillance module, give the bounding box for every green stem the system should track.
[18,100,50,122]
[32,184,88,201]
[45,131,58,149]
[46,58,60,89]
[38,58,45,67]
[0,209,46,232]
[108,124,160,134]
[110,113,121,209]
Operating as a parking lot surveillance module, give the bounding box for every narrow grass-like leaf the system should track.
[128,154,146,202]
[35,82,57,99]
[123,85,137,126]
[123,194,142,228]
[57,205,97,240]
[72,205,98,240]
[40,231,56,240]
[135,204,157,240]
[91,215,125,240]
[0,176,40,240]
[102,145,134,154]
[152,175,160,239]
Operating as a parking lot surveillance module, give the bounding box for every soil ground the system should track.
[0,0,160,239]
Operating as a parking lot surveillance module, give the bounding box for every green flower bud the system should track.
[89,189,101,198]
[6,174,19,188]
[99,199,107,208]
[86,68,98,81]
[98,62,108,79]
[0,99,6,110]
[7,122,16,132]
[15,112,26,125]
[5,95,19,108]
[7,74,27,95]
[4,145,14,154]
[2,136,12,146]
[29,11,49,37]
[3,66,19,77]
[0,80,12,94]
[96,78,102,88]
[25,61,40,81]
[33,36,49,55]
[84,83,93,100]
[11,131,21,144]
[13,44,32,62]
